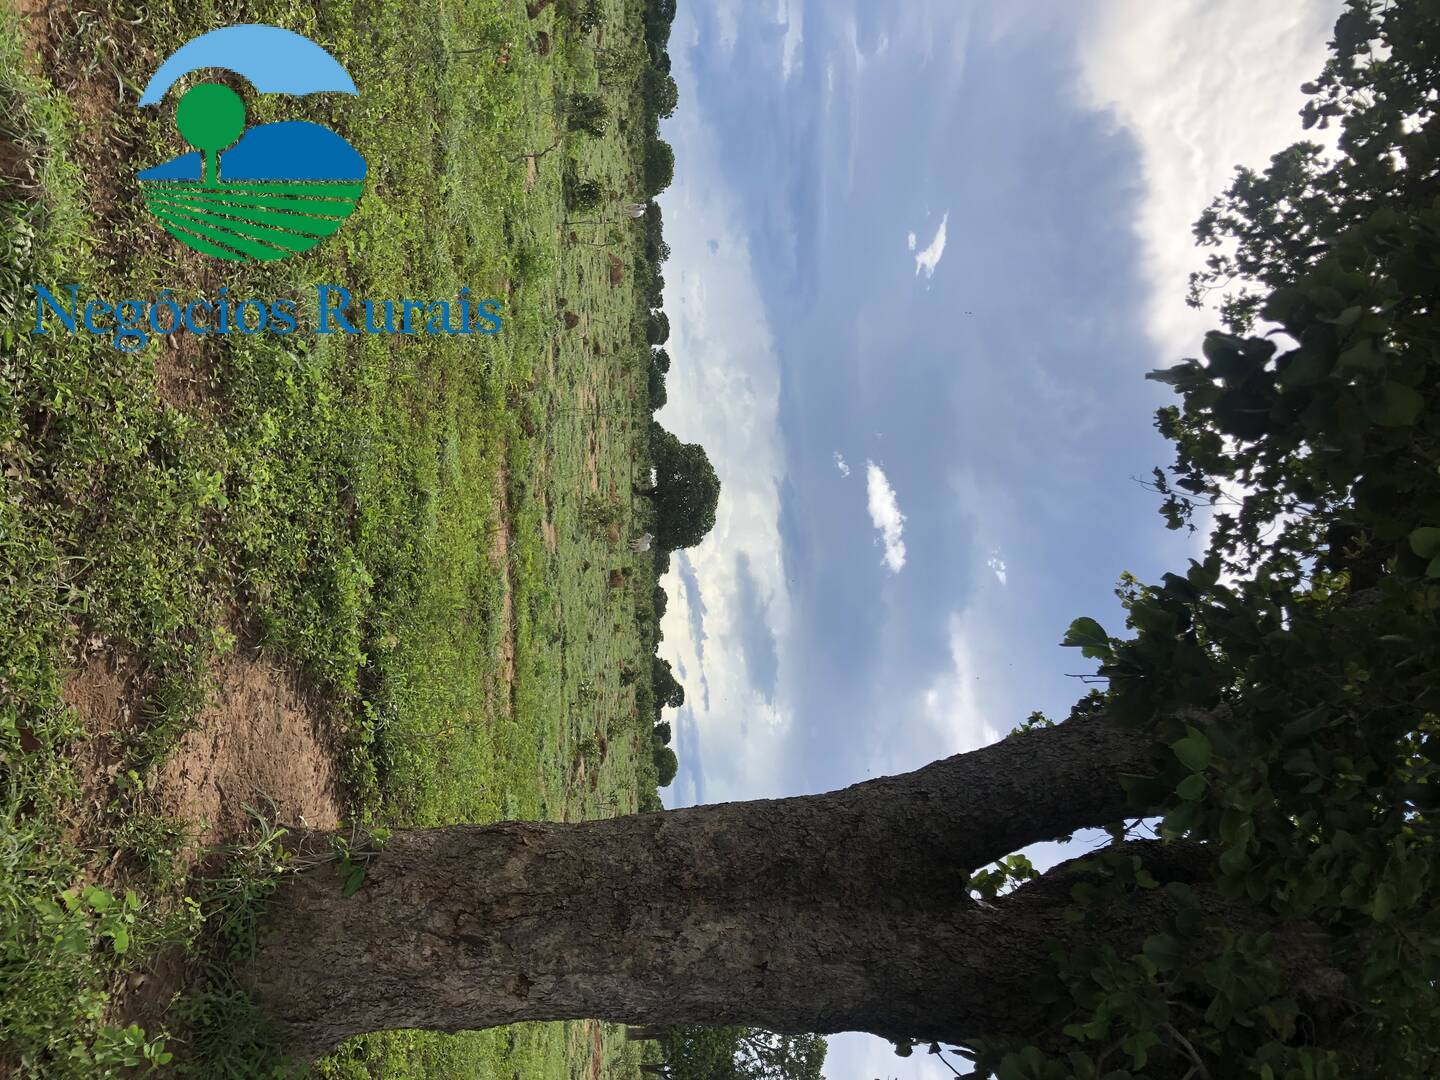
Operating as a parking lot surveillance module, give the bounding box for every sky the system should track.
[652,2,1341,1076]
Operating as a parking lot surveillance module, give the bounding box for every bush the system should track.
[567,93,609,137]
[565,0,604,33]
[565,177,604,213]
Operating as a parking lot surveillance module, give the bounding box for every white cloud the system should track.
[779,0,804,80]
[912,212,949,278]
[917,613,1003,764]
[833,451,851,477]
[988,553,1008,586]
[865,461,908,573]
[1075,1,1341,362]
[1074,2,1340,566]
[906,231,917,251]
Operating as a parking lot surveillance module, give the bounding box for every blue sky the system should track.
[652,2,1339,1075]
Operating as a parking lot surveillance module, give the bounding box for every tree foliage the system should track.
[645,69,680,122]
[653,746,679,788]
[566,93,609,137]
[653,656,684,711]
[653,721,672,746]
[648,363,668,410]
[649,424,720,551]
[660,1026,826,1080]
[643,0,678,57]
[644,139,676,197]
[957,4,1440,1077]
[565,176,604,213]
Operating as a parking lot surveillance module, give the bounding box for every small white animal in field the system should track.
[630,532,654,553]
[625,203,648,219]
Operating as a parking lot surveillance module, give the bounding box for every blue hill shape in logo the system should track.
[137,25,365,263]
[138,122,367,183]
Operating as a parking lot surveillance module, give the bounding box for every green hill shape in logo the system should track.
[139,83,364,262]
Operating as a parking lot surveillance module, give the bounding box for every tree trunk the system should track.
[253,717,1170,1060]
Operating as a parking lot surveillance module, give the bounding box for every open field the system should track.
[1,0,663,1075]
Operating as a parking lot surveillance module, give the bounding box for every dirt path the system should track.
[491,461,518,711]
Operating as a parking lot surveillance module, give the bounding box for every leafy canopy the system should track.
[649,424,721,551]
[961,3,1440,1078]
[661,1026,827,1080]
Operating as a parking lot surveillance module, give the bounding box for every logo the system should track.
[136,25,365,263]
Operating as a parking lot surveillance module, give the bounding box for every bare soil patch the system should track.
[60,646,140,845]
[153,331,219,412]
[154,649,344,851]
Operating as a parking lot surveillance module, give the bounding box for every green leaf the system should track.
[1176,773,1208,800]
[1170,728,1213,773]
[1062,617,1111,659]
[1330,305,1365,328]
[1160,798,1201,839]
[1219,843,1250,876]
[1165,881,1200,908]
[1409,528,1440,560]
[343,867,366,897]
[1336,338,1383,372]
[1372,882,1397,922]
[83,886,113,912]
[1277,347,1331,387]
[109,926,129,955]
[1142,933,1181,972]
[1365,381,1424,427]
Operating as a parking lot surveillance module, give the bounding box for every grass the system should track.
[0,0,665,1075]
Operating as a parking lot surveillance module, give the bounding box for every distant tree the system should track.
[648,366,668,411]
[649,424,720,550]
[643,0,678,54]
[653,721,672,746]
[653,585,669,620]
[660,1026,827,1080]
[645,69,680,121]
[653,656,685,710]
[643,270,666,309]
[652,348,672,374]
[643,139,676,196]
[567,93,610,136]
[647,311,670,346]
[653,746,678,788]
[637,788,664,813]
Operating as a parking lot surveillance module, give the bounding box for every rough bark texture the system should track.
[255,716,1163,1060]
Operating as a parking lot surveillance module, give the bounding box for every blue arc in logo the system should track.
[138,24,357,106]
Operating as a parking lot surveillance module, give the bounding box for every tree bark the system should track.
[254,716,1166,1060]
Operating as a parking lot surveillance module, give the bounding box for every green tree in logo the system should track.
[175,83,244,187]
